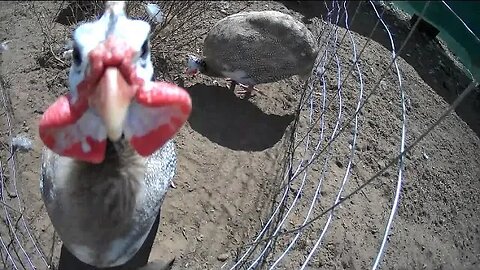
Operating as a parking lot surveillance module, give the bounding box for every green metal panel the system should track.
[391,1,480,82]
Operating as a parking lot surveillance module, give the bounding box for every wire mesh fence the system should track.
[0,0,478,269]
[225,1,479,269]
[1,65,50,268]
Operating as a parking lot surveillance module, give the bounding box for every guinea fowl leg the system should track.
[225,79,263,99]
[235,84,256,98]
[225,78,238,92]
[238,84,268,99]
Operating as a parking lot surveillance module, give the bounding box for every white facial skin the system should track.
[68,5,154,103]
[185,55,202,75]
[39,1,193,164]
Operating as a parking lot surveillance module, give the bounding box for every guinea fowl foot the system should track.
[225,79,253,98]
[235,84,256,99]
[225,78,237,92]
[238,84,266,99]
[225,79,263,99]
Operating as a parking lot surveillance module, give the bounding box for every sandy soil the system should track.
[0,1,479,270]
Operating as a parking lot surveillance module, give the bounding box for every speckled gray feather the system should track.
[202,10,319,84]
[40,140,176,267]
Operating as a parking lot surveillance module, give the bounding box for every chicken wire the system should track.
[0,0,479,269]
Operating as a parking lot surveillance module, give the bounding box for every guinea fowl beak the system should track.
[185,68,198,78]
[89,67,135,141]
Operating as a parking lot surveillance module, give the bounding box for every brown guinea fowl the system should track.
[186,10,319,98]
[39,1,191,269]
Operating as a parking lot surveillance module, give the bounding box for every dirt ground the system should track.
[0,1,479,270]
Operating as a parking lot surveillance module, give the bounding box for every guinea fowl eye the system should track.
[140,40,150,59]
[72,45,82,66]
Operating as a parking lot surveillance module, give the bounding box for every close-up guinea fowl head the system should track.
[38,1,192,164]
[185,54,205,75]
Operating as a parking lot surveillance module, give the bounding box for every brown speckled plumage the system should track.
[201,10,319,85]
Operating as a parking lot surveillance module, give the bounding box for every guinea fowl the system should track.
[185,10,319,98]
[38,1,191,269]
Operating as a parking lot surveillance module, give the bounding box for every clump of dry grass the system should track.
[30,0,212,79]
[127,1,212,51]
[29,1,105,69]
[126,1,213,80]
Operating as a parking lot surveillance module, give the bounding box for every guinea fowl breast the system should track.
[203,10,319,84]
[41,139,176,267]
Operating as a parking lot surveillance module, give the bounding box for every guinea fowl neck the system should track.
[200,59,223,78]
[77,138,142,175]
[66,137,144,232]
[106,139,126,157]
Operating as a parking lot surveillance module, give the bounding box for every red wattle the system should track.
[39,94,106,164]
[130,81,192,156]
[39,95,84,127]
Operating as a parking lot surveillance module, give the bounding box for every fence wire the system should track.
[0,1,478,270]
[1,68,50,269]
[225,1,479,269]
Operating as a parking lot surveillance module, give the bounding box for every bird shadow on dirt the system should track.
[280,0,480,138]
[186,83,295,151]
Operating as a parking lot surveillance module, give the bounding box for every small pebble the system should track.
[63,49,73,59]
[12,135,33,152]
[377,160,386,168]
[217,253,229,262]
[1,40,10,53]
[335,160,343,168]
